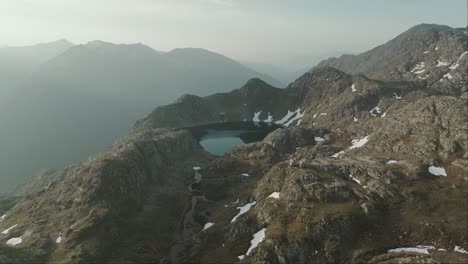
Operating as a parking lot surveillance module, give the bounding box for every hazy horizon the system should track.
[1,0,466,68]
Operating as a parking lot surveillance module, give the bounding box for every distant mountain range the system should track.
[0,40,282,192]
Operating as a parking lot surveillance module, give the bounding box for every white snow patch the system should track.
[56,233,62,243]
[449,51,468,70]
[320,113,327,116]
[246,228,266,256]
[0,214,5,221]
[349,174,362,185]
[315,137,325,142]
[436,60,450,67]
[381,112,386,118]
[238,255,245,260]
[385,160,398,165]
[283,109,304,127]
[193,167,201,171]
[1,224,18,235]
[417,75,428,80]
[231,201,257,223]
[241,173,249,177]
[410,62,425,73]
[353,117,358,122]
[332,136,369,158]
[393,93,402,100]
[454,246,468,254]
[275,110,296,125]
[331,151,344,158]
[202,222,215,231]
[438,248,447,251]
[351,84,357,92]
[443,73,453,80]
[6,237,22,246]
[268,192,280,199]
[252,111,262,122]
[423,50,430,54]
[435,46,440,51]
[388,245,435,255]
[313,113,317,119]
[263,113,273,123]
[369,106,382,117]
[349,136,370,149]
[428,166,447,176]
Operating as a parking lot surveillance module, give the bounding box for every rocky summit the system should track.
[0,24,467,264]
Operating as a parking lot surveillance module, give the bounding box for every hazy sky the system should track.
[1,0,466,64]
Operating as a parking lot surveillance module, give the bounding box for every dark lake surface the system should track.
[184,122,282,155]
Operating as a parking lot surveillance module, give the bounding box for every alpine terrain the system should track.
[0,24,467,264]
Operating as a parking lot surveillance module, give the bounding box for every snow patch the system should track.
[283,109,304,127]
[428,166,447,176]
[410,62,425,74]
[436,60,449,67]
[263,113,273,123]
[275,108,304,126]
[238,255,245,260]
[252,111,262,122]
[331,151,345,158]
[443,73,453,80]
[246,228,266,256]
[388,245,435,255]
[6,237,22,246]
[351,84,357,92]
[202,222,215,231]
[381,112,386,118]
[268,192,280,199]
[369,106,382,117]
[275,110,296,125]
[349,136,370,149]
[435,46,439,51]
[454,246,468,254]
[449,51,468,70]
[1,224,18,235]
[193,167,201,171]
[56,232,62,243]
[385,160,398,165]
[320,113,327,116]
[393,93,402,100]
[241,173,249,177]
[315,137,325,142]
[353,117,358,122]
[349,174,362,185]
[423,50,430,54]
[0,214,5,221]
[231,201,257,223]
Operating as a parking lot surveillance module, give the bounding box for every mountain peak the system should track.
[244,77,270,87]
[85,40,114,48]
[408,23,452,32]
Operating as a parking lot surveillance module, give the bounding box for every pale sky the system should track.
[0,0,466,65]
